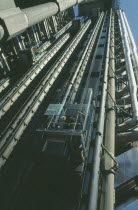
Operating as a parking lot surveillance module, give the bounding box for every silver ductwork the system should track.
[57,0,77,12]
[22,3,59,28]
[117,10,138,132]
[0,0,84,40]
[122,11,138,84]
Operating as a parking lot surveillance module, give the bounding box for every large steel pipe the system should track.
[57,0,77,12]
[103,12,115,210]
[22,3,58,28]
[0,0,84,40]
[117,10,138,132]
[122,11,138,84]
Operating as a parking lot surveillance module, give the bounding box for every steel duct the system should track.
[122,11,138,84]
[22,3,59,28]
[117,10,138,132]
[0,0,84,40]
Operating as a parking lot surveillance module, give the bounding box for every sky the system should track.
[120,0,138,47]
[74,1,138,47]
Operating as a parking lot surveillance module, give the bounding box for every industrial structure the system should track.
[0,0,138,209]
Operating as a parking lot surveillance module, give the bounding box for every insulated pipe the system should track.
[122,11,138,84]
[88,10,112,210]
[117,10,138,132]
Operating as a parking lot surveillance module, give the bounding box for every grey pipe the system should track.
[88,10,112,210]
[62,13,104,106]
[0,0,84,40]
[57,0,77,12]
[103,12,115,210]
[22,3,59,28]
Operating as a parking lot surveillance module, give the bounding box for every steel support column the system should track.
[103,11,115,210]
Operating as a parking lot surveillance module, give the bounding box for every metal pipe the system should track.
[117,10,138,132]
[0,20,91,168]
[88,10,112,210]
[0,0,85,40]
[57,0,77,12]
[0,26,4,40]
[22,3,59,28]
[0,34,70,119]
[62,13,104,106]
[103,12,115,210]
[122,11,138,84]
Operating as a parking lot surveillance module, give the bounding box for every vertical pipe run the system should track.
[103,12,115,210]
[122,12,138,84]
[119,10,138,117]
[88,10,112,210]
[117,10,138,131]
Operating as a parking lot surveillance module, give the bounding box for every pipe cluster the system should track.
[117,10,138,138]
[0,0,84,41]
